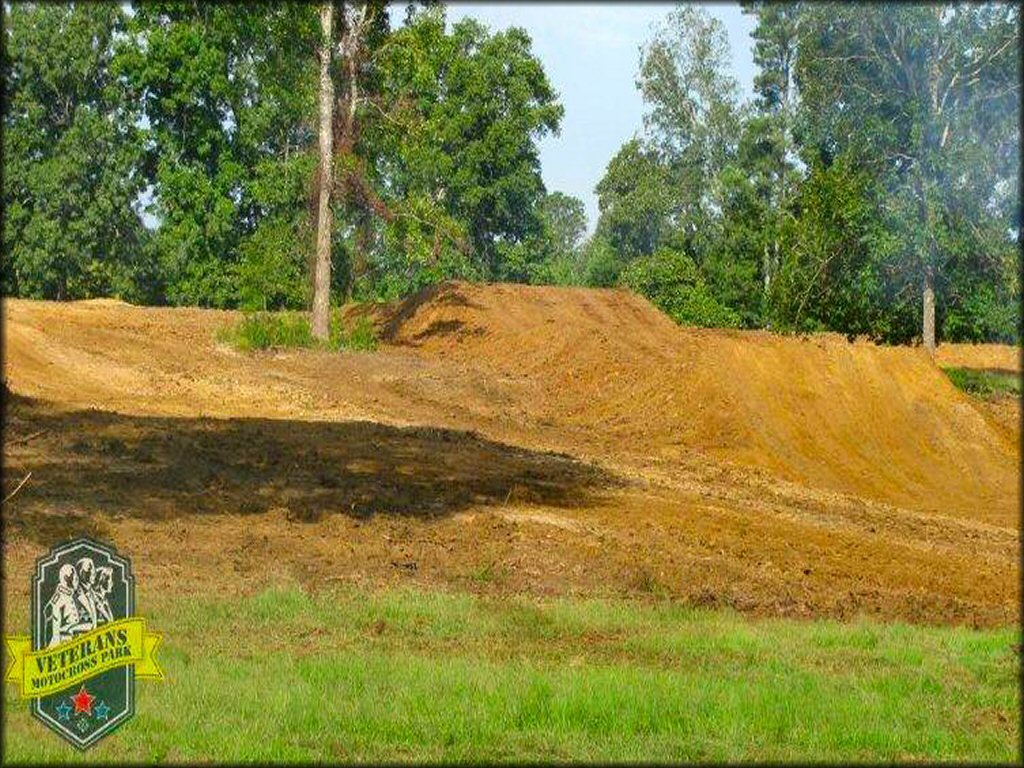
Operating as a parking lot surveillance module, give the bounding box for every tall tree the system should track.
[741,1,802,295]
[312,1,335,340]
[635,3,742,249]
[594,139,674,263]
[367,7,563,290]
[118,3,318,307]
[328,0,391,299]
[796,3,1020,352]
[3,3,148,300]
[595,5,750,313]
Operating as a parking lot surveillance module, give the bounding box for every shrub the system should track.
[236,218,309,311]
[581,237,623,288]
[217,309,380,353]
[620,248,741,328]
[217,312,314,351]
[330,312,379,352]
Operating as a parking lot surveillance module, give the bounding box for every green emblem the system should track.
[5,538,163,750]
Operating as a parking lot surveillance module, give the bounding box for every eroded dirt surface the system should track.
[3,285,1020,626]
[935,342,1021,374]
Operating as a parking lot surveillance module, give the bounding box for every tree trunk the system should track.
[922,267,936,354]
[311,1,335,342]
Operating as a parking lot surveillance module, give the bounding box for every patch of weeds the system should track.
[468,562,509,586]
[942,367,1020,398]
[218,312,314,352]
[217,309,379,353]
[330,312,379,352]
[629,567,668,597]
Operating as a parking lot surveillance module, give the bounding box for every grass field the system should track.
[3,584,1019,763]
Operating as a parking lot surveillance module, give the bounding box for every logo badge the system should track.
[4,538,163,749]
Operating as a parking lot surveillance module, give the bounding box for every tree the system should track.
[117,3,318,307]
[594,139,673,264]
[741,2,802,296]
[594,5,752,316]
[796,3,1020,352]
[635,4,742,250]
[365,7,562,290]
[311,1,335,340]
[540,192,587,262]
[3,3,149,301]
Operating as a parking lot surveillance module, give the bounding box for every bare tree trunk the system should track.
[311,1,335,342]
[922,267,936,354]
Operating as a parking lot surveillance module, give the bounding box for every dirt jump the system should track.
[3,282,1019,626]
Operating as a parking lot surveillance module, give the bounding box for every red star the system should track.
[71,685,95,716]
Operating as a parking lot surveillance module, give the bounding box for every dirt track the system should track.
[3,283,1020,626]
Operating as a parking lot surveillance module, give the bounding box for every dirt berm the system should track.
[378,282,1017,522]
[3,283,1019,626]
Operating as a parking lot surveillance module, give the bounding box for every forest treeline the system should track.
[3,2,1020,346]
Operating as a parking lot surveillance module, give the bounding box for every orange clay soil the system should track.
[2,283,1019,627]
[935,342,1021,373]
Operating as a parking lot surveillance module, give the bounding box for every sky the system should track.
[437,2,759,232]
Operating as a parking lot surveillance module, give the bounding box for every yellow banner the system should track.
[5,617,163,699]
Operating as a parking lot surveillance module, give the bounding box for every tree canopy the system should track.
[588,1,1019,345]
[2,2,1019,346]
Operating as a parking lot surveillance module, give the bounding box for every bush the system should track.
[218,309,380,353]
[330,313,379,352]
[581,237,623,288]
[217,312,315,351]
[620,248,741,328]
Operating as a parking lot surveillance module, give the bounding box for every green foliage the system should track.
[943,367,1021,398]
[621,249,741,328]
[332,313,380,352]
[577,236,624,288]
[589,2,1020,345]
[369,7,563,289]
[594,139,674,263]
[793,2,1020,343]
[2,3,151,301]
[115,3,318,307]
[217,312,315,352]
[4,1,1018,348]
[769,157,917,340]
[237,218,311,311]
[218,309,379,353]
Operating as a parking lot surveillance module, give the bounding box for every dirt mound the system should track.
[936,343,1020,373]
[381,282,1018,521]
[3,288,1018,625]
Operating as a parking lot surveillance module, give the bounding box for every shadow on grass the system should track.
[4,394,619,545]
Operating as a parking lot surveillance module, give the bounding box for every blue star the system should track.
[94,700,111,721]
[55,699,72,721]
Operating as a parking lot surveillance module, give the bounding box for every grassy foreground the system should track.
[3,584,1019,763]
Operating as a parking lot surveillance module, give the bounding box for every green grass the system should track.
[216,310,378,353]
[943,366,1021,397]
[3,585,1018,763]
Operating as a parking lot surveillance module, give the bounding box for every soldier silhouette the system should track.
[91,566,115,624]
[74,557,99,631]
[43,564,91,647]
